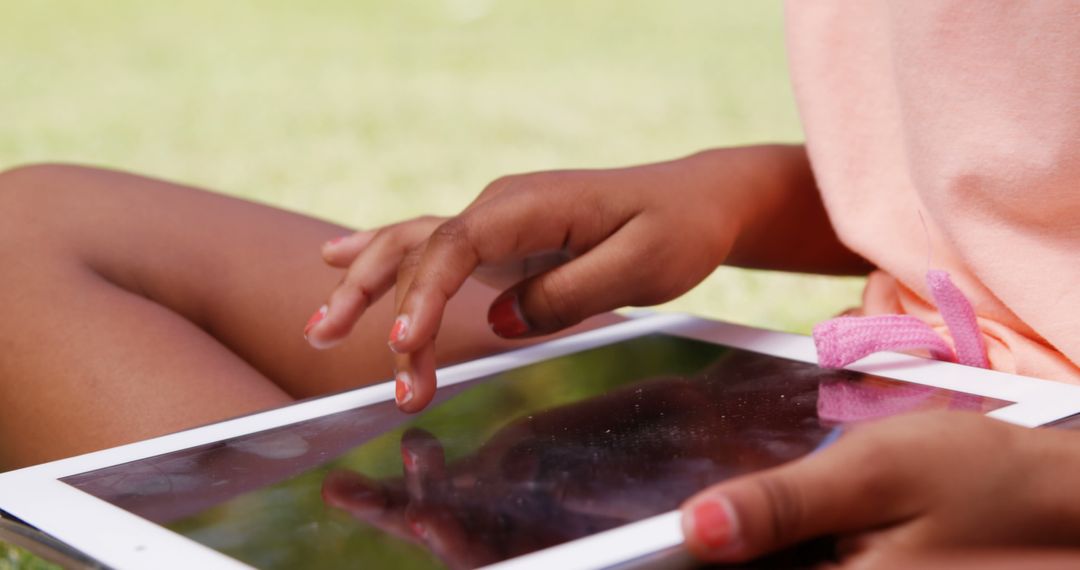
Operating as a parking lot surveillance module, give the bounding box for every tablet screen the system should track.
[63,334,1008,569]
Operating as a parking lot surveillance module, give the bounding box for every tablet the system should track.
[3,313,1080,570]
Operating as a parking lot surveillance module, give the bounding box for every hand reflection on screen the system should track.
[816,376,983,424]
[321,365,823,569]
[319,350,993,569]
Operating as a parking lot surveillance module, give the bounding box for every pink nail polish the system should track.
[388,315,410,347]
[409,518,428,539]
[689,497,740,553]
[488,292,530,338]
[395,371,414,405]
[401,447,417,471]
[304,305,328,338]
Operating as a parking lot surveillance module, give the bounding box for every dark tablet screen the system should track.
[63,334,1009,569]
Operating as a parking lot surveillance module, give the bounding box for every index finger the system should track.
[385,195,575,411]
[386,190,600,356]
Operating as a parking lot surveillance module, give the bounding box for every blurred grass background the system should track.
[1,0,862,563]
[0,0,864,333]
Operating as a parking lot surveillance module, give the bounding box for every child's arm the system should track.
[307,144,870,411]
[695,144,872,276]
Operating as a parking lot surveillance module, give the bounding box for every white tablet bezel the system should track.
[3,312,1080,570]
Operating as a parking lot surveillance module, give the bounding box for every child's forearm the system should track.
[692,144,873,275]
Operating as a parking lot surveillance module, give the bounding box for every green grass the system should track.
[0,2,862,561]
[0,542,59,570]
[0,0,863,333]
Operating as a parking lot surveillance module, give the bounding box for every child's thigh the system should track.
[0,164,543,399]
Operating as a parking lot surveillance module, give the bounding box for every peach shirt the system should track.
[785,1,1080,382]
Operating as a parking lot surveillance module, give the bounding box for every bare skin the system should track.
[309,144,870,411]
[3,145,839,468]
[0,164,611,469]
[0,145,847,468]
[681,412,1080,567]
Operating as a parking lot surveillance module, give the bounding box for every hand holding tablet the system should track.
[682,411,1080,565]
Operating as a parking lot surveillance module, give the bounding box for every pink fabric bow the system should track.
[813,270,989,369]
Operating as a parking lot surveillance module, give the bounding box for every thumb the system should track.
[486,220,669,337]
[680,428,918,563]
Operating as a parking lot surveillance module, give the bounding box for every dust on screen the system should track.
[63,335,1009,569]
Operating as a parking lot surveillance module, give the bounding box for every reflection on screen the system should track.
[64,335,1009,569]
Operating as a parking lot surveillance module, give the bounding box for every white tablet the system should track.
[3,313,1080,570]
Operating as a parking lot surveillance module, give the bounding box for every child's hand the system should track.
[680,411,1080,566]
[306,144,863,411]
[308,148,777,410]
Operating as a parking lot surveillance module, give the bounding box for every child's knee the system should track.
[0,163,106,238]
[0,163,80,215]
[0,162,79,191]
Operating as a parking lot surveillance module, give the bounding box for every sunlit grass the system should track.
[0,542,59,570]
[0,0,862,335]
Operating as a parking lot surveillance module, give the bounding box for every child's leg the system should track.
[0,164,600,469]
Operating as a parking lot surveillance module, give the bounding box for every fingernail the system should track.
[687,496,740,554]
[395,371,414,406]
[488,292,530,338]
[304,305,328,339]
[326,235,348,246]
[408,518,429,539]
[388,315,410,349]
[401,447,417,472]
